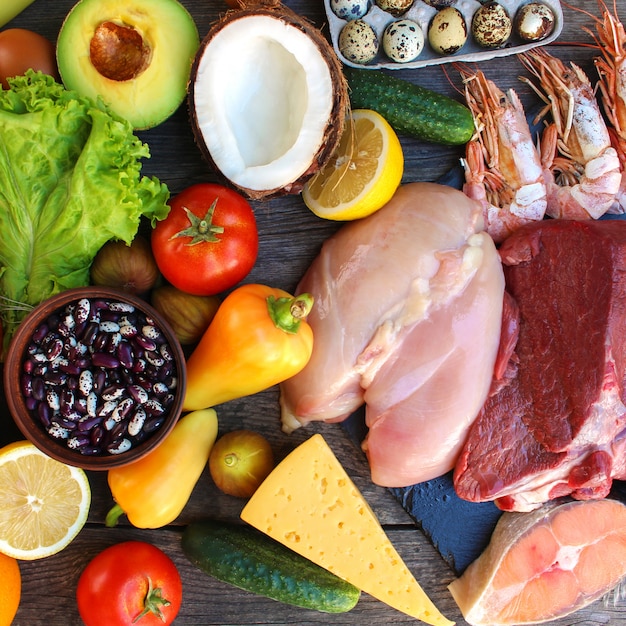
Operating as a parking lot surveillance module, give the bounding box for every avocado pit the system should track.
[90,21,151,81]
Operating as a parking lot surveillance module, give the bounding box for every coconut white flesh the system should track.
[193,15,334,192]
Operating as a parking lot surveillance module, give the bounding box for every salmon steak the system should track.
[448,498,626,625]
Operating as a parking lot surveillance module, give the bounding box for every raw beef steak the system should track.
[454,219,626,512]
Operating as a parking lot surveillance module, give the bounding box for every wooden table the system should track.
[3,0,626,623]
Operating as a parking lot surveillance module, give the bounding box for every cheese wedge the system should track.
[240,433,454,626]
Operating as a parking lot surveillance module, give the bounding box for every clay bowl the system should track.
[4,286,187,470]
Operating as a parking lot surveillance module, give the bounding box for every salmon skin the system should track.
[448,498,626,625]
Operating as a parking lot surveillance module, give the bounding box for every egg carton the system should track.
[326,0,563,70]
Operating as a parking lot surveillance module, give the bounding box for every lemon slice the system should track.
[0,441,91,560]
[302,108,404,221]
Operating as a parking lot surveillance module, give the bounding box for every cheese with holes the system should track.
[240,434,454,625]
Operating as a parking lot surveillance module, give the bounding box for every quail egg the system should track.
[514,3,556,42]
[428,7,467,56]
[383,18,424,63]
[330,0,371,21]
[339,19,380,64]
[472,1,512,48]
[375,0,415,17]
[421,0,457,7]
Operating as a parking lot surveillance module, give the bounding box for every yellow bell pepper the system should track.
[182,283,314,411]
[105,408,218,529]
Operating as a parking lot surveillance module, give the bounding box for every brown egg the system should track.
[0,29,59,90]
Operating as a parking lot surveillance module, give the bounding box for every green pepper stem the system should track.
[105,503,125,528]
[267,293,314,335]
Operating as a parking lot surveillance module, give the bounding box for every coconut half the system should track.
[189,2,348,200]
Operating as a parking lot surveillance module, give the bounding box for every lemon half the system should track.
[0,441,91,560]
[302,108,404,221]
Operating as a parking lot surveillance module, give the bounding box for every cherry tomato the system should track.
[151,183,258,296]
[0,29,59,89]
[76,541,182,626]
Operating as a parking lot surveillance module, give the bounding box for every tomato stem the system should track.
[266,293,314,335]
[133,576,171,623]
[171,200,225,245]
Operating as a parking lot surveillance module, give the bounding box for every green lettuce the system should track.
[0,71,170,349]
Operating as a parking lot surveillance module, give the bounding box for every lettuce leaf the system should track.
[0,71,170,348]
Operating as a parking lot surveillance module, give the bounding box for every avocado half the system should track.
[57,0,199,130]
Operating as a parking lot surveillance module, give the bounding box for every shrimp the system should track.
[459,68,547,244]
[518,48,622,219]
[583,0,626,213]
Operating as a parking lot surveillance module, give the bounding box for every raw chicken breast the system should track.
[280,182,505,486]
[449,498,626,625]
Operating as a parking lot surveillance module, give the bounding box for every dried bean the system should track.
[101,385,124,401]
[52,416,77,431]
[119,323,138,339]
[116,342,134,368]
[128,384,148,404]
[152,382,169,397]
[143,415,165,433]
[91,352,120,369]
[67,435,90,450]
[46,389,60,411]
[128,407,146,436]
[90,425,105,447]
[78,370,94,396]
[145,352,165,367]
[99,320,120,333]
[80,321,99,346]
[107,438,132,454]
[97,399,118,418]
[109,302,135,313]
[92,333,108,352]
[47,423,70,439]
[32,323,49,344]
[75,298,91,324]
[134,334,156,352]
[78,416,102,432]
[38,402,51,427]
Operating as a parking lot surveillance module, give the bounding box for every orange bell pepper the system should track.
[183,283,314,410]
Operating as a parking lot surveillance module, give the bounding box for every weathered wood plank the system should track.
[4,0,626,624]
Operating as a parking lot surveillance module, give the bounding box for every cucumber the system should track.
[344,67,475,146]
[181,519,361,613]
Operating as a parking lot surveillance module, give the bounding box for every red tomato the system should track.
[151,183,258,296]
[76,541,182,626]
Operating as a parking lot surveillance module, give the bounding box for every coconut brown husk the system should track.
[188,0,349,201]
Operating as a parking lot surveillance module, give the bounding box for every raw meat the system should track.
[280,182,505,486]
[448,498,626,625]
[454,219,626,512]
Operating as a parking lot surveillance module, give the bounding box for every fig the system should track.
[150,285,220,345]
[209,430,275,498]
[90,236,159,294]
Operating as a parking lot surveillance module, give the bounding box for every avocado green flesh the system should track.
[56,0,199,129]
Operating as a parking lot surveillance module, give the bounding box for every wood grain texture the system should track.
[3,0,626,624]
